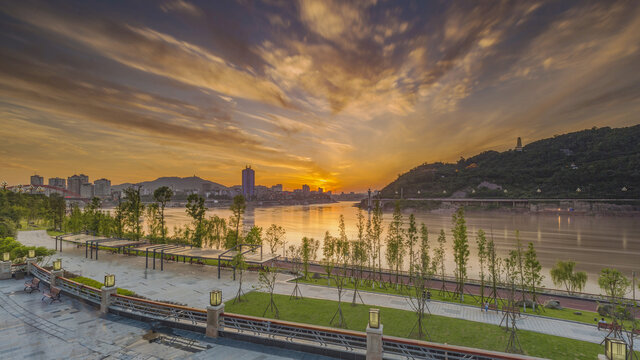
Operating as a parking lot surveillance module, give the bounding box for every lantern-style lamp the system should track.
[210,289,222,306]
[28,249,35,258]
[369,308,380,329]
[53,259,62,271]
[605,337,627,360]
[104,274,115,288]
[2,252,9,262]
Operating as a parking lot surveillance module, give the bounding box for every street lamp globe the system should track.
[369,308,380,329]
[210,289,222,306]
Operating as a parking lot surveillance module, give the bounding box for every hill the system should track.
[112,176,228,193]
[380,125,640,199]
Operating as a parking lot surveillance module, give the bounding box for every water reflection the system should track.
[153,202,640,293]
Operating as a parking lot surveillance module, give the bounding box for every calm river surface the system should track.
[156,201,639,293]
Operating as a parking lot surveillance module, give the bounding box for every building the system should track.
[94,178,111,197]
[30,175,44,186]
[302,184,310,197]
[318,187,323,194]
[67,174,89,195]
[515,137,523,152]
[48,177,66,189]
[80,183,94,199]
[242,166,255,200]
[271,184,283,192]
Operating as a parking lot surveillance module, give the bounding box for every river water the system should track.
[156,202,640,293]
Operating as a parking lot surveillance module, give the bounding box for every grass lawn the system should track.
[225,291,615,360]
[69,276,137,296]
[46,230,65,237]
[298,277,636,328]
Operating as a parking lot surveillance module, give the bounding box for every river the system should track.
[155,201,639,293]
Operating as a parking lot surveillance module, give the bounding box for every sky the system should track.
[1,0,639,192]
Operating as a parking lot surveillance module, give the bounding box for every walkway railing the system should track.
[10,263,26,274]
[30,263,50,283]
[56,277,101,304]
[382,336,539,360]
[220,313,367,351]
[109,294,207,326]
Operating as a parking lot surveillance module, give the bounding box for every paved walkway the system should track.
[18,231,639,351]
[0,278,336,360]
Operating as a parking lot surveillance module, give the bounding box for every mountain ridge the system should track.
[112,176,229,193]
[380,125,640,199]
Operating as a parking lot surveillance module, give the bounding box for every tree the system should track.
[406,214,418,283]
[288,244,304,299]
[113,202,125,238]
[407,222,432,340]
[385,203,404,287]
[153,186,173,243]
[322,231,336,286]
[145,203,161,242]
[232,250,248,304]
[204,215,227,248]
[487,232,501,306]
[259,266,279,318]
[550,261,587,295]
[599,268,631,301]
[513,231,527,304]
[186,194,206,247]
[227,195,246,248]
[451,208,469,302]
[245,226,263,247]
[301,236,319,280]
[476,229,488,306]
[122,187,144,240]
[370,201,383,284]
[432,229,447,295]
[265,224,285,254]
[523,242,543,310]
[47,193,65,231]
[83,197,102,234]
[330,229,351,328]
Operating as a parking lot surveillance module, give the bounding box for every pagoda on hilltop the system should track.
[515,137,523,152]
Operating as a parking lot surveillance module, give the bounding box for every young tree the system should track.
[432,229,447,295]
[322,231,336,286]
[330,230,351,328]
[83,197,102,234]
[385,203,404,287]
[203,215,227,248]
[301,236,319,280]
[370,201,383,284]
[113,202,125,238]
[47,193,65,231]
[67,204,83,233]
[487,232,501,306]
[476,229,488,306]
[265,224,286,254]
[550,260,587,295]
[406,214,418,283]
[523,242,543,310]
[145,203,162,243]
[259,266,280,318]
[232,251,248,304]
[245,226,263,247]
[451,208,470,302]
[122,187,144,240]
[153,186,173,243]
[351,236,367,305]
[513,231,527,304]
[227,195,246,248]
[288,244,304,299]
[599,268,631,301]
[186,194,206,247]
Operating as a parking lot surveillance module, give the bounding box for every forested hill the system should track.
[381,125,640,199]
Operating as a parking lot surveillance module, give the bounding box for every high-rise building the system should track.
[67,174,89,196]
[80,183,94,199]
[48,177,66,189]
[318,187,323,194]
[302,184,310,196]
[30,175,43,186]
[242,166,255,200]
[94,178,111,197]
[271,184,283,192]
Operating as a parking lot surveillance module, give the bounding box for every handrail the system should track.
[382,335,543,360]
[57,277,102,293]
[222,312,367,338]
[111,294,207,314]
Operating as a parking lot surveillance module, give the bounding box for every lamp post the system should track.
[101,274,117,313]
[604,337,627,360]
[28,249,35,258]
[2,252,9,262]
[367,308,383,360]
[53,259,62,271]
[206,289,224,338]
[104,274,115,288]
[50,259,63,287]
[26,249,37,276]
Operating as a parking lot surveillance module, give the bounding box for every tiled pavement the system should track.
[16,231,640,352]
[0,278,337,359]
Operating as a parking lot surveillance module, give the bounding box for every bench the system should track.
[24,278,40,293]
[42,286,61,304]
[502,306,521,316]
[597,322,622,331]
[488,303,499,311]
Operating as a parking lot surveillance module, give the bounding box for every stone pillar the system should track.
[101,286,117,314]
[366,325,383,360]
[50,270,63,287]
[0,261,11,280]
[206,304,225,338]
[25,258,37,275]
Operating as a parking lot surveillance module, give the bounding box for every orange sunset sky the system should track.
[1,1,639,192]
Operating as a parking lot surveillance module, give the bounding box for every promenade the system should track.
[16,231,640,352]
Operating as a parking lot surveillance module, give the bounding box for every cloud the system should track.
[160,0,203,17]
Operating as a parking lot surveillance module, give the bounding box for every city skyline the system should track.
[1,1,640,192]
